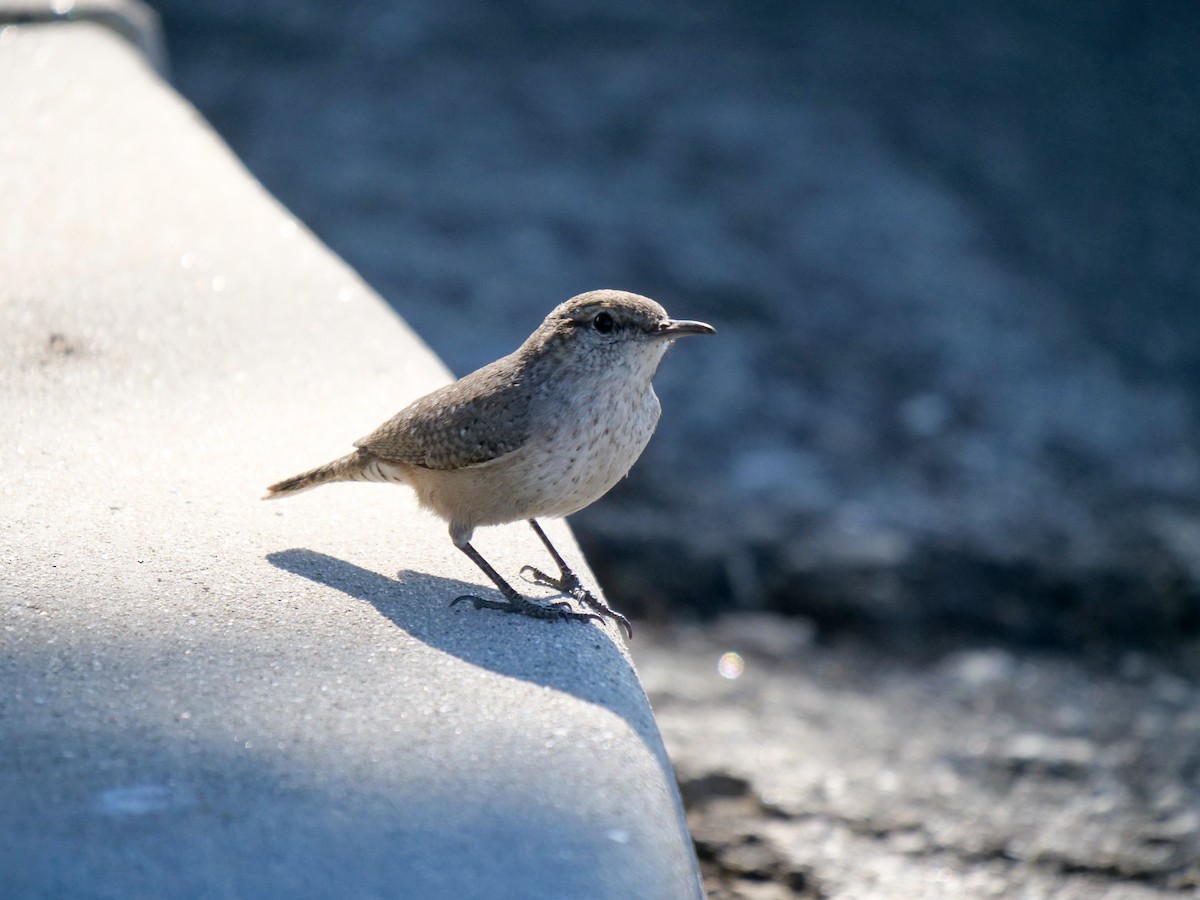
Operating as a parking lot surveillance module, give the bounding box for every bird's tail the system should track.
[263,449,401,499]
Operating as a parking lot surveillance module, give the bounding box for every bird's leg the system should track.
[451,542,600,625]
[520,519,633,639]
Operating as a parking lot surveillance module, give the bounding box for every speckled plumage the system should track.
[265,289,714,632]
[355,292,670,472]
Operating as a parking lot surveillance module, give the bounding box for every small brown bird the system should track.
[265,289,714,637]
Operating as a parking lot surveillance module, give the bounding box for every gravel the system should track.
[633,615,1200,898]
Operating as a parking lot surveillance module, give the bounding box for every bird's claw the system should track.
[586,603,632,640]
[520,564,569,591]
[450,593,599,625]
[517,568,632,639]
[450,594,495,610]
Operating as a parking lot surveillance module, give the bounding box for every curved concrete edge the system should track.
[0,19,704,900]
[0,0,165,74]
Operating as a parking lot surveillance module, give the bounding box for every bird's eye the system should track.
[592,312,615,334]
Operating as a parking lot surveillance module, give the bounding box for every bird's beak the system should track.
[656,318,716,338]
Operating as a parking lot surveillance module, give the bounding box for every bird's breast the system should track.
[522,380,662,519]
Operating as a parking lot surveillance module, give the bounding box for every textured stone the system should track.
[636,619,1200,897]
[0,14,701,899]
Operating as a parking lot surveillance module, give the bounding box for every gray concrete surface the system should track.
[0,13,702,899]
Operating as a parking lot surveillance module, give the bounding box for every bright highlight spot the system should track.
[717,651,744,679]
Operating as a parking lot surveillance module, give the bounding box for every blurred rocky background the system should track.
[149,0,1200,894]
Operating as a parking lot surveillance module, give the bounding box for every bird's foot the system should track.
[520,565,633,639]
[450,592,600,626]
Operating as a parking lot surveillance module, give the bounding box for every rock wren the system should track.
[264,289,714,636]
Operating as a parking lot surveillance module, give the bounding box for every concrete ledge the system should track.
[0,0,165,73]
[0,15,703,899]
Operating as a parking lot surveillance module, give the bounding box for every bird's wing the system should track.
[354,363,532,471]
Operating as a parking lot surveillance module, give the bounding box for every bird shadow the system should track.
[265,548,666,767]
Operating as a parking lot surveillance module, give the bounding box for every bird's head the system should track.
[529,289,715,382]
